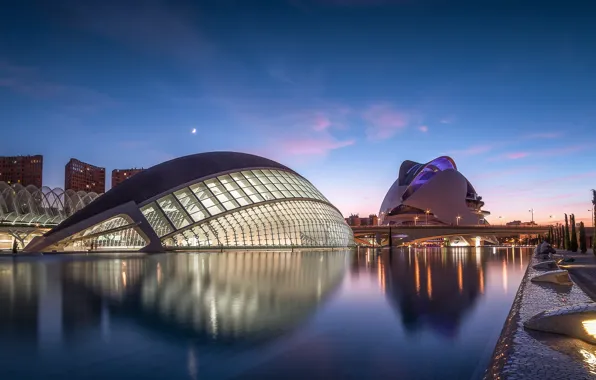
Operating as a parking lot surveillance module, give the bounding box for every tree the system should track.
[564,214,571,250]
[548,226,553,243]
[570,214,578,252]
[592,189,596,252]
[560,225,565,249]
[580,221,587,253]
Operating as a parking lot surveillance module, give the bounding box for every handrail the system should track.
[350,225,550,229]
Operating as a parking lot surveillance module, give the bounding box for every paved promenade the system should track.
[485,250,596,379]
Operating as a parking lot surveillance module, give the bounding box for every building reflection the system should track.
[0,250,350,347]
[354,247,487,337]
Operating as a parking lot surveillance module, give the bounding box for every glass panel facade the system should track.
[165,200,352,248]
[55,215,147,251]
[132,168,349,250]
[141,203,173,237]
[157,195,192,229]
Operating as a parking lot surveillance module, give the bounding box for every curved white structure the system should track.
[532,261,559,270]
[25,152,353,252]
[0,181,100,226]
[531,269,573,285]
[379,156,489,226]
[524,303,596,344]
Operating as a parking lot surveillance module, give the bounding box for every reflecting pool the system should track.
[0,247,529,379]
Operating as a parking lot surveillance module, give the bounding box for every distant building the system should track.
[379,156,490,226]
[65,158,105,193]
[111,168,144,189]
[0,155,43,187]
[347,214,361,226]
[507,220,536,226]
[346,214,379,227]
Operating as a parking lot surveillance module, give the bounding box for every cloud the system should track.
[267,65,296,85]
[281,137,355,156]
[62,0,212,66]
[0,59,117,112]
[418,125,428,133]
[543,144,590,157]
[312,113,333,131]
[363,103,409,140]
[447,145,492,157]
[505,152,529,159]
[470,165,543,181]
[439,115,456,124]
[524,132,562,139]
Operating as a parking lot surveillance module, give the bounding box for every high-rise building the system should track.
[111,168,144,189]
[0,155,43,187]
[65,158,105,193]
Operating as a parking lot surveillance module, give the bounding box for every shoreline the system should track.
[484,250,596,379]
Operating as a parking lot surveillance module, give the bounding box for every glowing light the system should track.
[582,320,596,339]
[502,260,508,293]
[427,265,432,299]
[458,262,463,293]
[415,255,420,295]
[191,128,197,134]
[579,348,596,375]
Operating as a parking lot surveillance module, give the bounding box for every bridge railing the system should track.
[350,225,551,229]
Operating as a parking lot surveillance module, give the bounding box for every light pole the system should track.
[498,216,502,225]
[529,208,534,224]
[425,209,430,225]
[415,216,419,226]
[456,216,461,225]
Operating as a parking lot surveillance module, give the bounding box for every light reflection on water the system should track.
[0,247,528,379]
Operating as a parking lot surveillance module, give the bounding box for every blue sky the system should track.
[2,0,596,223]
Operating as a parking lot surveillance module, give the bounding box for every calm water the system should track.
[0,247,529,379]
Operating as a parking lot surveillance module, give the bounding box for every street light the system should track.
[529,208,534,223]
[425,209,430,225]
[456,216,461,225]
[415,216,419,226]
[498,216,502,225]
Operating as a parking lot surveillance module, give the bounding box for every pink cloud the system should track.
[505,152,529,159]
[363,103,409,140]
[447,145,492,157]
[544,144,590,157]
[312,113,332,131]
[418,125,428,133]
[281,137,355,156]
[557,171,596,181]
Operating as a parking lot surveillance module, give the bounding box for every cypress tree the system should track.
[560,225,565,249]
[592,189,596,252]
[564,214,571,250]
[570,214,578,252]
[580,221,587,253]
[548,226,553,243]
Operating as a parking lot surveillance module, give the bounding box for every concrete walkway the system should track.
[555,249,596,301]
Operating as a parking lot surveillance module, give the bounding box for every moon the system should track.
[191,128,197,134]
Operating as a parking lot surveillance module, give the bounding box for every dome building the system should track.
[25,152,353,252]
[379,156,490,226]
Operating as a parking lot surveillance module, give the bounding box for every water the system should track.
[0,247,529,379]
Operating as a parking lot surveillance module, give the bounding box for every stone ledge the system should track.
[484,253,596,380]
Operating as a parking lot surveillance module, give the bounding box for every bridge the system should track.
[351,224,550,247]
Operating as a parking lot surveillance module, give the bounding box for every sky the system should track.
[1,0,596,224]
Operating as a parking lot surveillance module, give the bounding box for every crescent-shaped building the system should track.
[25,152,353,252]
[379,156,490,226]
